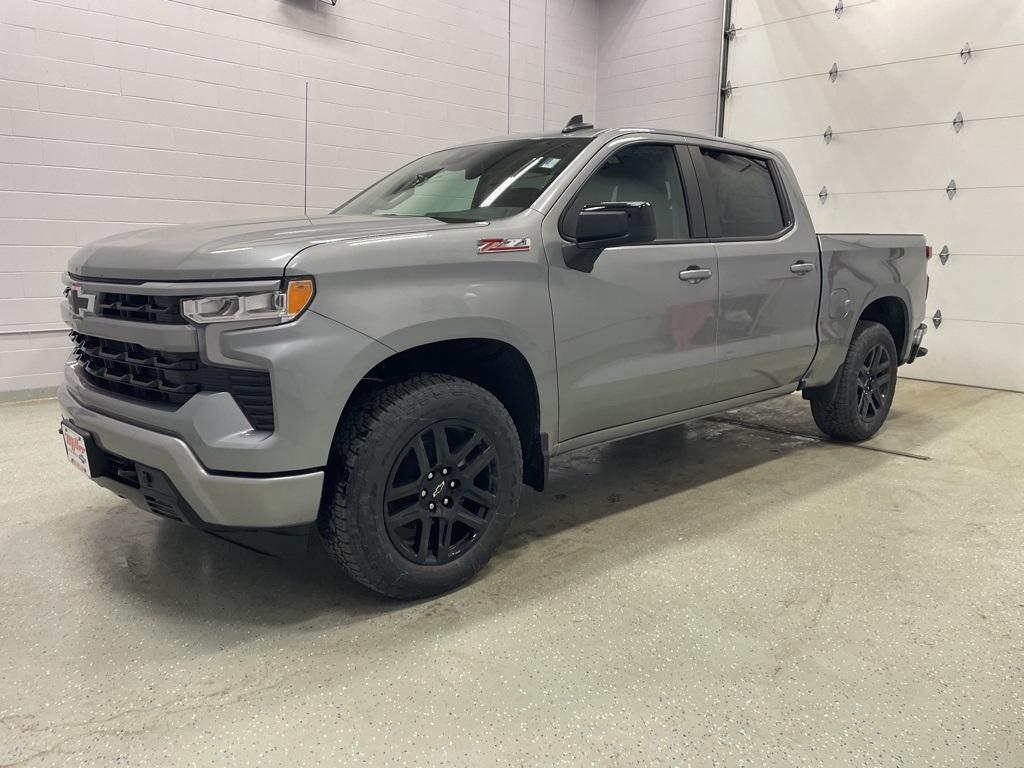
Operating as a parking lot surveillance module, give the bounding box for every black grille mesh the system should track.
[72,332,275,430]
[97,292,186,324]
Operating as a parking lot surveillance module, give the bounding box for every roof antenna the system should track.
[562,114,594,134]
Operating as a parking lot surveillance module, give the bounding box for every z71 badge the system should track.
[477,238,531,254]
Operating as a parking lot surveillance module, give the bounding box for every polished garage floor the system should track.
[1,379,1021,767]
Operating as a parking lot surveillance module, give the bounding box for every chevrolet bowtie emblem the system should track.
[67,284,97,317]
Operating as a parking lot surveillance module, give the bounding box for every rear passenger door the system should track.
[547,139,719,441]
[689,144,820,400]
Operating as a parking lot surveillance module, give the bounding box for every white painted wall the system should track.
[0,0,600,392]
[724,0,1024,392]
[596,0,723,134]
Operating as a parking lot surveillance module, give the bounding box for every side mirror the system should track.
[564,201,657,272]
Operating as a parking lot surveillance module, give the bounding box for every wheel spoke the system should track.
[870,391,882,412]
[462,445,495,481]
[385,480,421,503]
[435,518,453,563]
[387,505,423,529]
[416,517,432,561]
[411,439,430,476]
[863,347,877,371]
[858,390,871,418]
[874,372,891,388]
[432,424,451,464]
[453,431,484,466]
[456,509,487,531]
[462,484,497,509]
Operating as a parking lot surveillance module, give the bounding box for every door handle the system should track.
[679,267,713,284]
[790,261,815,275]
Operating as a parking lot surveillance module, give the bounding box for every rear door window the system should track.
[697,149,787,238]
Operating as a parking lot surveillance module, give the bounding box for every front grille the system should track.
[97,292,186,324]
[72,332,275,430]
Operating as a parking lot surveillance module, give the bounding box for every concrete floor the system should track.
[0,379,1022,767]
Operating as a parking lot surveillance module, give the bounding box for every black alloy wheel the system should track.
[384,420,500,565]
[856,343,892,423]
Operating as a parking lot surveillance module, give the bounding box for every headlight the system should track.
[181,278,315,325]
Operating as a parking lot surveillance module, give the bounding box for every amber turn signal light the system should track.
[285,278,315,319]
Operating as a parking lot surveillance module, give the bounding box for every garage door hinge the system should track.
[960,43,971,63]
[834,1,844,18]
[721,80,733,97]
[828,62,839,82]
[932,309,942,329]
[818,186,828,204]
[945,179,957,199]
[725,23,738,40]
[823,125,833,144]
[939,245,950,265]
[953,111,964,132]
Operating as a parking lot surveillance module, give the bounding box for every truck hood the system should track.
[68,214,453,281]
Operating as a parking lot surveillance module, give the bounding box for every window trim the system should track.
[557,141,707,246]
[688,145,794,243]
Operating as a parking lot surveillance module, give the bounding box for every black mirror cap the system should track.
[564,201,657,272]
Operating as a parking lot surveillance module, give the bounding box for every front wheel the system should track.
[810,320,898,442]
[318,374,523,599]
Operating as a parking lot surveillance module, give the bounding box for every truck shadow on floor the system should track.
[81,402,916,638]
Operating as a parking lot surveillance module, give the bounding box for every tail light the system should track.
[925,245,933,260]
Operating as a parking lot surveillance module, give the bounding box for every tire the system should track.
[810,320,898,442]
[318,373,523,599]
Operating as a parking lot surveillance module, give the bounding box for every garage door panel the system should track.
[726,0,1022,392]
[808,191,940,243]
[731,0,871,28]
[725,45,1024,140]
[810,189,1024,257]
[730,0,1024,85]
[926,255,1024,326]
[951,116,1024,188]
[901,319,1024,392]
[763,125,954,195]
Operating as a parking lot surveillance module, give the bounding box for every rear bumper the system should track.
[59,384,324,531]
[905,322,928,364]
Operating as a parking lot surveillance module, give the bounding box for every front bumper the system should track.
[59,385,324,531]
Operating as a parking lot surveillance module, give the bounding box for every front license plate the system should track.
[62,424,92,477]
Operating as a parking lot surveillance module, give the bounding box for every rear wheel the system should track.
[810,320,898,442]
[318,374,522,599]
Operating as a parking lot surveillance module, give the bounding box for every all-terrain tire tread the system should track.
[810,320,897,442]
[318,374,521,599]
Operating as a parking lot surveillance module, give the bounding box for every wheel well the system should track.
[859,296,908,359]
[346,339,547,491]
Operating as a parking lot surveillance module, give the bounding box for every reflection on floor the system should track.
[1,379,1021,766]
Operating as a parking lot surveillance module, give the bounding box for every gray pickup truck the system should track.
[59,118,930,598]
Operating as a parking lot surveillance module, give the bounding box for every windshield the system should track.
[333,137,593,223]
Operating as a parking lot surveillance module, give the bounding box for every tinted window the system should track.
[699,149,786,238]
[335,138,591,223]
[564,144,690,240]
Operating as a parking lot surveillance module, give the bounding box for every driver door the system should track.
[547,140,719,441]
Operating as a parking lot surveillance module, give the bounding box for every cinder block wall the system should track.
[0,0,716,392]
[596,0,723,133]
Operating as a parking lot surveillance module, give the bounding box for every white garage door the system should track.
[722,0,1024,392]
